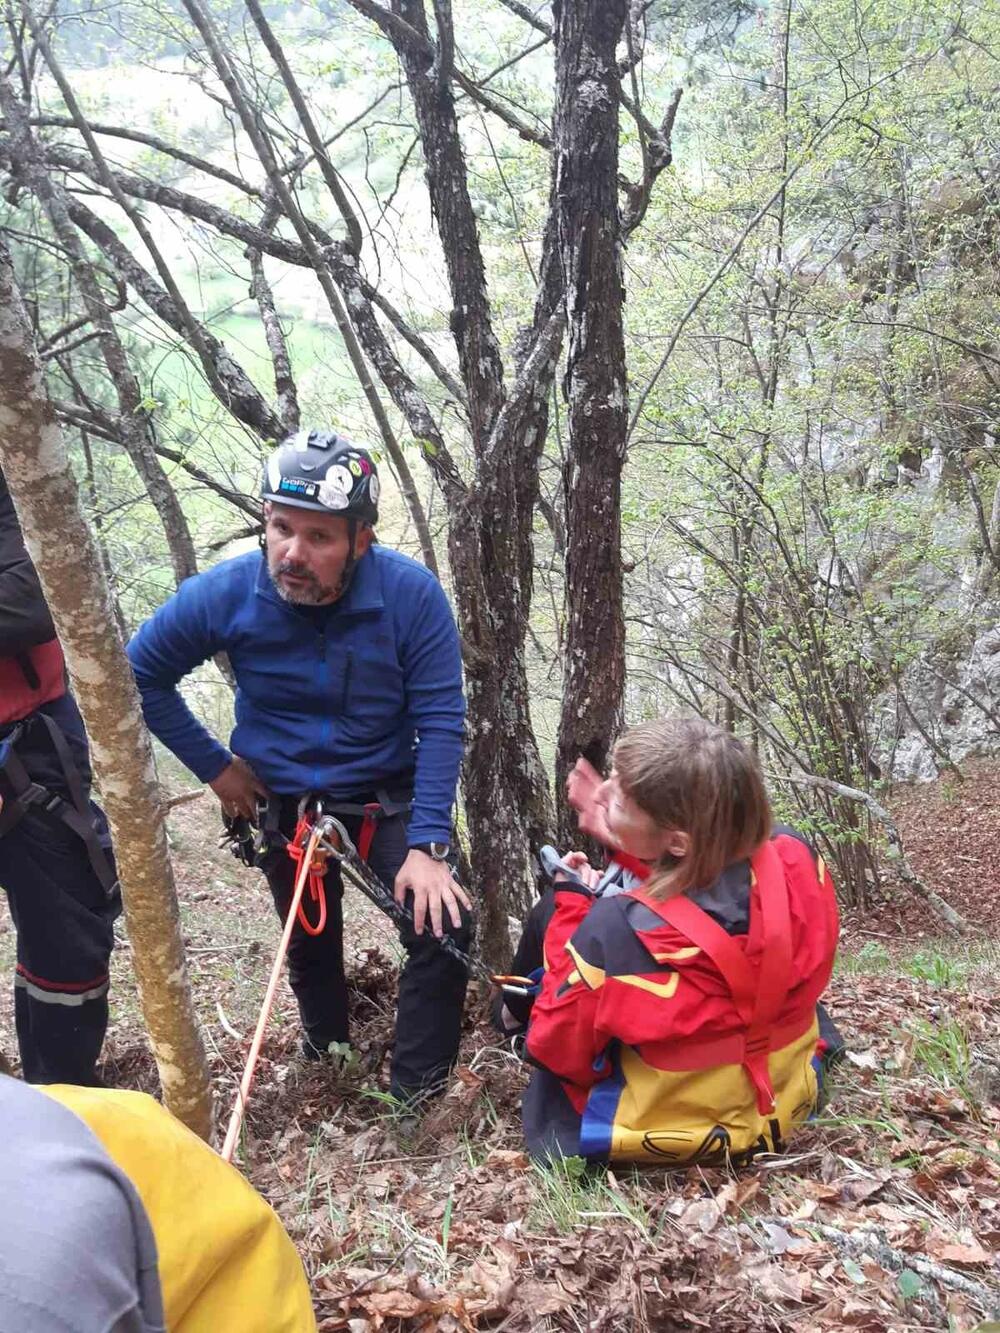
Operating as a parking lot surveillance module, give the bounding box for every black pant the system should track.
[262,794,470,1100]
[0,700,119,1084]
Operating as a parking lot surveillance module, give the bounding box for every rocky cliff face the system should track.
[888,620,1000,782]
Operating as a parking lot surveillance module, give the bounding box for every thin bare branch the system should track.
[62,192,283,440]
[0,67,198,585]
[242,0,364,254]
[494,0,548,33]
[0,138,315,264]
[454,69,552,147]
[775,772,968,934]
[17,113,262,197]
[23,1,244,424]
[180,0,440,573]
[247,210,300,435]
[343,0,431,54]
[629,71,911,436]
[360,275,468,410]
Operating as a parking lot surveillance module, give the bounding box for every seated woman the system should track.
[499,717,841,1166]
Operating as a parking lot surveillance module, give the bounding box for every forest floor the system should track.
[2,762,1000,1332]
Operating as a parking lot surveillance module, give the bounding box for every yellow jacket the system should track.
[44,1084,316,1333]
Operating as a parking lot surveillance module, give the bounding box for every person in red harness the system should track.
[0,467,119,1085]
[498,716,841,1165]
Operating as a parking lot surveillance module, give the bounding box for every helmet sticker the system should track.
[266,455,283,492]
[277,477,319,499]
[291,431,313,451]
[348,459,362,477]
[317,463,354,510]
[369,474,380,505]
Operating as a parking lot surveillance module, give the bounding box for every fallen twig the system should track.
[344,1236,420,1299]
[760,1216,1000,1314]
[216,1001,244,1042]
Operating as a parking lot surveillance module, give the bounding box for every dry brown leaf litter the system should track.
[3,778,999,1331]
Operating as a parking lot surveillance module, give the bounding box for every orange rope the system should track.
[296,875,327,935]
[286,815,329,935]
[221,822,324,1163]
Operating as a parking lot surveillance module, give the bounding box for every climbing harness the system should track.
[0,715,118,897]
[293,806,492,984]
[221,812,493,1161]
[221,797,491,982]
[220,788,410,872]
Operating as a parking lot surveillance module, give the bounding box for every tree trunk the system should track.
[0,236,214,1141]
[553,0,630,843]
[342,0,561,953]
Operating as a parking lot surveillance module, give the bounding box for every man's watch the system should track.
[412,841,450,862]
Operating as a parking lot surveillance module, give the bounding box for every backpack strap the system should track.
[0,715,118,897]
[632,840,794,1114]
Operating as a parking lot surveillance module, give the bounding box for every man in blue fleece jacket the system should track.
[127,429,469,1102]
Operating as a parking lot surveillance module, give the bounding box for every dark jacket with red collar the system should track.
[0,469,66,727]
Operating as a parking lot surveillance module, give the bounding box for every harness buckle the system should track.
[19,782,62,815]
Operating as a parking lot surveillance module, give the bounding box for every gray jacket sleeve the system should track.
[0,1075,165,1333]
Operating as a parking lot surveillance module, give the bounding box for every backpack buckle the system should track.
[20,782,62,815]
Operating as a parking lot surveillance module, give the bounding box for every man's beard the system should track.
[268,557,339,605]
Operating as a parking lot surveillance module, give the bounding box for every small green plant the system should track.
[326,1040,358,1068]
[299,1132,329,1219]
[457,1089,504,1168]
[810,1111,906,1140]
[903,1016,979,1110]
[528,1156,653,1237]
[837,940,892,976]
[441,1189,454,1261]
[357,1084,418,1131]
[938,777,959,804]
[902,950,961,988]
[896,1268,925,1301]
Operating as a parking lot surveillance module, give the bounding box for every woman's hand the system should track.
[557,850,603,891]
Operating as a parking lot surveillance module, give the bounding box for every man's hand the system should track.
[566,757,618,849]
[209,755,268,820]
[395,849,472,937]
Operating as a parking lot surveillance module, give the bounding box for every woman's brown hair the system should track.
[612,716,772,900]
